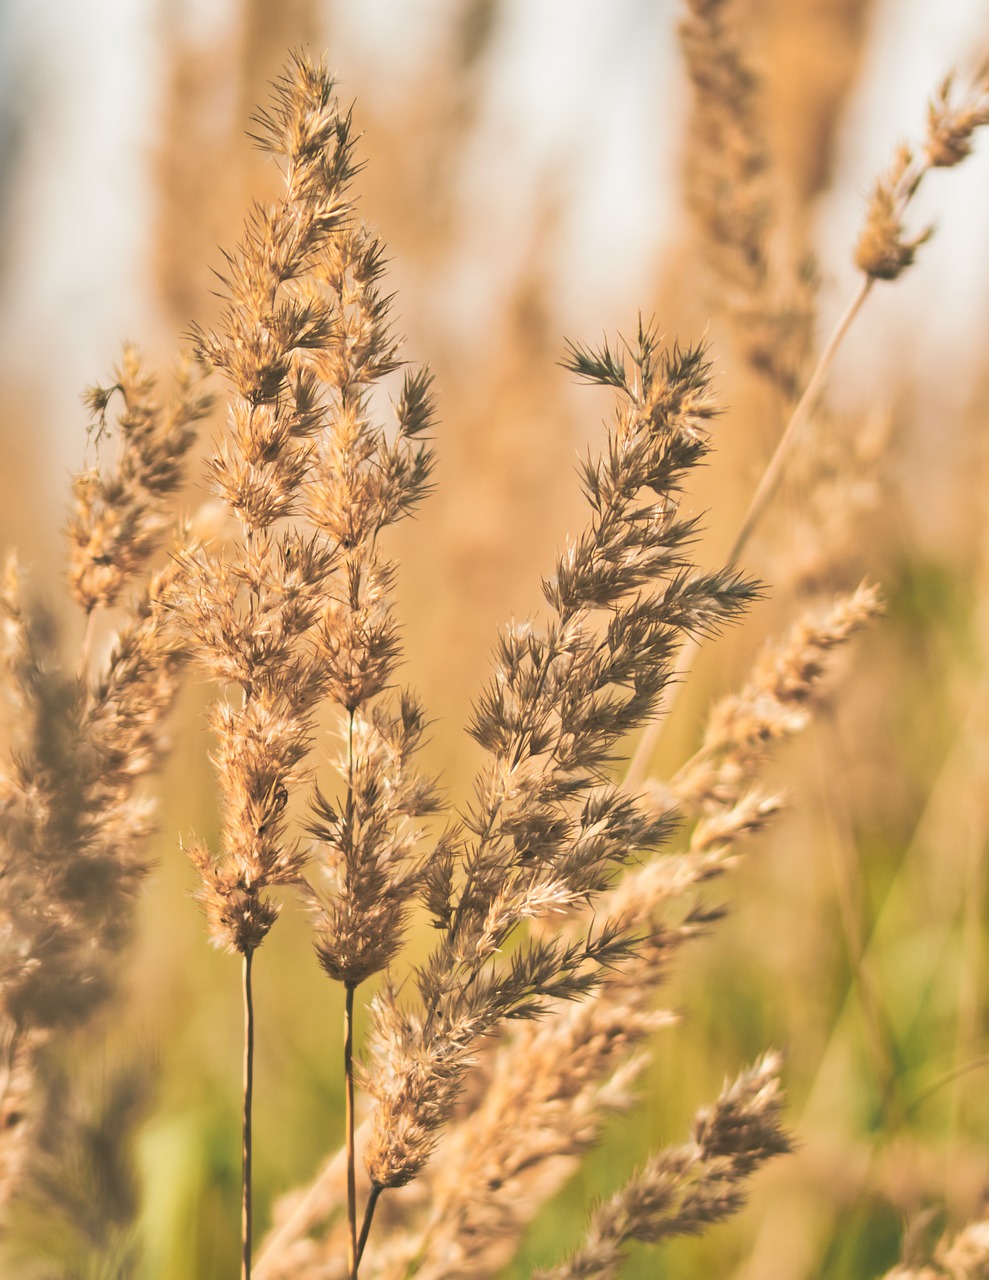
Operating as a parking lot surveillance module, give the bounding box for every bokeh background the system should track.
[1,1,989,1277]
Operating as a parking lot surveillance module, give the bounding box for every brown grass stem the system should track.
[345,981,357,1280]
[726,276,874,566]
[344,697,358,1278]
[243,948,255,1280]
[356,1184,380,1267]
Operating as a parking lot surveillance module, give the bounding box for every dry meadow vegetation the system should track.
[0,4,988,1280]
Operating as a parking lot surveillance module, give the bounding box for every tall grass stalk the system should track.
[243,950,255,1280]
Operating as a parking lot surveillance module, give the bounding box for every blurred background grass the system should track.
[1,1,989,1277]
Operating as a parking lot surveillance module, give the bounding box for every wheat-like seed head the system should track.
[856,67,989,282]
[361,324,760,1193]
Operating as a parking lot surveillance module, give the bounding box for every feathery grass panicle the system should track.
[303,222,438,991]
[70,347,208,624]
[179,55,437,963]
[431,590,886,1273]
[294,190,439,1280]
[417,593,883,1274]
[361,322,759,1199]
[855,66,989,282]
[364,1004,675,1280]
[0,347,204,1221]
[173,57,367,1280]
[854,143,934,284]
[533,1054,791,1280]
[172,52,439,1276]
[308,692,442,988]
[178,58,361,956]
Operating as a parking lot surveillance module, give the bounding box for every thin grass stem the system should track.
[343,697,359,1279]
[356,1184,381,1267]
[345,981,358,1279]
[242,948,255,1280]
[727,276,874,565]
